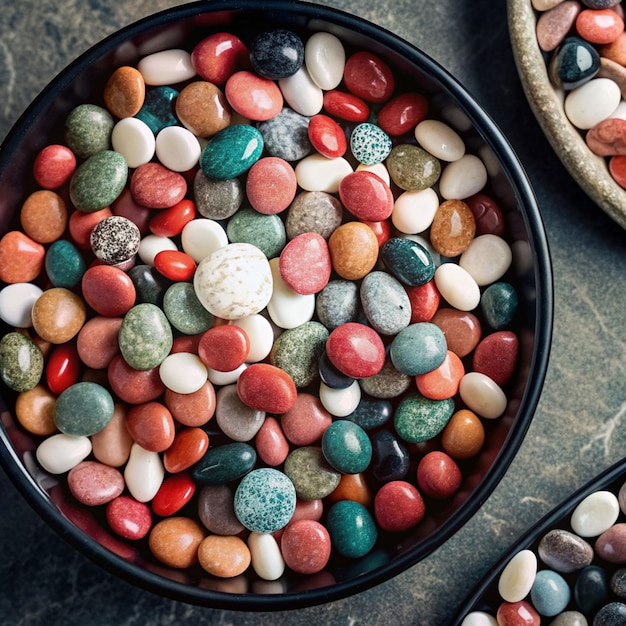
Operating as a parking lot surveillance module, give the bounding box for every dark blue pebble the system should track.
[319,351,355,389]
[368,428,410,483]
[250,29,305,79]
[554,37,600,90]
[575,565,610,616]
[593,601,626,626]
[344,395,392,431]
[128,264,168,306]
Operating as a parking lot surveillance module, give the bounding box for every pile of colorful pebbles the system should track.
[460,464,626,625]
[0,21,524,587]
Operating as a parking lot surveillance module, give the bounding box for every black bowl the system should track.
[0,0,553,610]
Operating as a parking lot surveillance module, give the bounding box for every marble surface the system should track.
[1,1,626,624]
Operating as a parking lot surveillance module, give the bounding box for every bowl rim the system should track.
[0,0,554,610]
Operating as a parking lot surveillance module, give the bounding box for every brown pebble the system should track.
[532,0,566,10]
[441,409,485,460]
[31,287,86,344]
[91,403,133,467]
[586,116,626,156]
[430,199,476,257]
[599,31,626,66]
[328,221,379,280]
[596,523,626,564]
[598,56,626,100]
[20,190,68,243]
[175,81,232,138]
[536,0,582,52]
[104,66,146,118]
[149,517,205,569]
[430,308,482,358]
[76,316,123,369]
[15,385,57,436]
[197,535,251,578]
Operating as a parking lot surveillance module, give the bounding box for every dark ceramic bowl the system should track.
[0,0,553,610]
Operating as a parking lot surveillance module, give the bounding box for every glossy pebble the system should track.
[191,32,250,85]
[369,428,410,482]
[322,420,372,474]
[284,446,341,500]
[194,171,243,220]
[225,71,283,120]
[33,144,76,190]
[304,31,345,89]
[175,80,231,138]
[45,342,80,394]
[530,569,571,617]
[386,144,441,191]
[198,535,251,578]
[564,77,621,129]
[198,325,249,372]
[571,490,620,537]
[123,442,165,503]
[104,65,145,117]
[465,193,506,236]
[14,385,57,436]
[415,350,464,400]
[279,65,324,116]
[319,379,362,417]
[374,480,425,531]
[415,119,465,161]
[68,461,124,506]
[137,48,196,85]
[232,314,274,363]
[349,123,392,165]
[326,322,385,378]
[163,282,213,335]
[498,549,538,602]
[378,92,429,136]
[135,85,179,134]
[536,2,583,52]
[152,473,196,516]
[107,355,166,405]
[459,372,507,419]
[155,125,201,172]
[45,239,86,288]
[434,263,481,311]
[0,282,42,328]
[596,523,626,563]
[577,8,624,44]
[323,89,370,121]
[226,207,286,259]
[295,154,353,193]
[90,215,140,265]
[441,409,485,460]
[343,51,394,103]
[163,428,209,474]
[32,287,86,344]
[459,234,512,286]
[496,601,541,626]
[149,516,205,569]
[266,257,315,329]
[35,433,92,474]
[430,199,476,256]
[81,266,135,317]
[237,363,297,413]
[111,117,155,168]
[280,520,331,574]
[248,532,285,581]
[215,384,265,442]
[315,279,359,330]
[200,124,264,180]
[106,495,152,540]
[181,218,228,262]
[307,114,347,159]
[553,36,601,89]
[481,282,519,330]
[460,613,498,626]
[159,352,208,394]
[153,248,197,282]
[281,393,332,446]
[416,450,462,498]
[389,322,447,376]
[76,316,120,369]
[439,154,489,200]
[392,187,440,234]
[328,221,379,280]
[326,500,378,558]
[381,237,435,286]
[339,170,393,221]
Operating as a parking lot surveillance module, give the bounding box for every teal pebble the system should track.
[64,103,114,159]
[350,122,392,165]
[322,420,372,474]
[270,321,328,388]
[163,282,214,335]
[45,240,86,288]
[54,382,114,436]
[393,392,455,443]
[315,279,359,330]
[327,500,378,559]
[0,332,43,392]
[360,270,411,335]
[389,322,447,375]
[481,281,518,330]
[226,206,286,259]
[200,124,264,180]
[119,303,173,370]
[193,442,257,485]
[234,468,296,533]
[530,569,571,617]
[69,150,128,213]
[381,237,435,286]
[135,86,179,134]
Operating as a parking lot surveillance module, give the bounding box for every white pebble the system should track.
[459,234,512,286]
[111,117,155,168]
[155,125,201,172]
[498,549,537,602]
[414,119,465,161]
[35,433,92,474]
[459,372,507,419]
[295,154,353,193]
[564,78,621,130]
[266,257,315,329]
[392,187,439,234]
[138,234,178,265]
[304,31,345,90]
[356,161,390,185]
[159,352,208,394]
[248,532,285,581]
[207,363,247,386]
[319,380,361,417]
[439,154,488,200]
[232,314,274,363]
[137,48,196,85]
[570,490,620,538]
[434,263,480,311]
[181,218,228,263]
[460,612,498,626]
[278,65,324,116]
[124,442,164,503]
[0,282,42,328]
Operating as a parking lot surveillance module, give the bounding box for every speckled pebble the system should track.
[54,382,114,436]
[226,207,286,259]
[284,446,341,500]
[200,124,264,180]
[381,237,435,287]
[386,144,441,191]
[360,271,411,335]
[538,529,594,573]
[326,500,378,558]
[70,151,128,213]
[0,332,44,392]
[250,29,304,79]
[256,107,312,161]
[193,170,243,221]
[162,282,214,335]
[315,279,359,330]
[64,103,114,159]
[90,216,140,265]
[45,239,86,288]
[350,122,392,165]
[358,355,412,399]
[322,419,372,474]
[393,392,455,443]
[285,191,343,240]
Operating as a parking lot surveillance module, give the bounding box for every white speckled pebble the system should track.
[137,48,196,86]
[319,380,361,417]
[155,125,201,172]
[266,257,315,329]
[278,66,324,116]
[194,243,273,320]
[459,234,512,286]
[248,532,285,581]
[356,161,390,185]
[0,282,42,328]
[124,442,164,503]
[138,234,178,265]
[35,433,92,474]
[459,372,507,419]
[497,549,537,602]
[564,78,621,130]
[460,611,499,626]
[111,117,155,168]
[414,119,465,162]
[181,218,227,263]
[304,31,345,90]
[207,362,247,386]
[439,154,488,200]
[434,263,480,311]
[570,490,620,538]
[159,352,208,394]
[392,187,439,234]
[295,154,353,193]
[232,314,274,363]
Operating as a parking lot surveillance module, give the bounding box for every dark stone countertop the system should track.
[1,1,626,624]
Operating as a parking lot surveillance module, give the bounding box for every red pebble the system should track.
[149,199,196,237]
[0,231,45,284]
[225,71,283,121]
[130,163,187,209]
[496,600,541,626]
[153,249,197,281]
[191,32,250,85]
[165,380,216,427]
[280,520,331,575]
[108,355,166,404]
[362,219,393,247]
[465,193,505,236]
[374,480,425,532]
[405,281,441,323]
[245,157,297,215]
[576,8,624,44]
[126,401,175,452]
[325,322,386,378]
[308,114,348,158]
[338,170,394,222]
[111,188,152,235]
[417,451,462,499]
[45,341,81,394]
[236,363,297,413]
[106,495,152,540]
[609,155,626,187]
[278,232,332,295]
[343,51,395,103]
[255,416,290,466]
[170,333,202,355]
[33,144,76,189]
[164,427,209,473]
[281,392,332,445]
[81,265,136,317]
[322,90,370,122]
[198,325,250,372]
[68,207,113,249]
[430,308,482,358]
[151,472,196,517]
[472,330,519,387]
[377,92,429,136]
[415,350,464,400]
[76,316,123,369]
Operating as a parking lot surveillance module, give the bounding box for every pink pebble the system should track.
[281,393,332,445]
[325,322,386,378]
[278,232,332,295]
[77,316,123,369]
[595,522,626,563]
[67,460,125,506]
[338,170,394,222]
[416,451,462,499]
[281,519,331,575]
[308,114,348,158]
[130,162,187,209]
[291,498,324,523]
[106,495,152,540]
[255,416,290,466]
[472,330,519,387]
[225,70,283,121]
[191,32,251,85]
[246,157,297,215]
[374,480,425,532]
[33,144,76,189]
[576,8,624,45]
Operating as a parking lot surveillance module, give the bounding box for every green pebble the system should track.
[54,382,114,436]
[393,392,455,443]
[481,282,519,330]
[45,240,86,288]
[269,321,328,388]
[69,150,128,213]
[119,303,173,370]
[386,144,441,191]
[381,237,435,287]
[283,446,341,500]
[135,86,179,134]
[64,103,114,159]
[0,332,43,392]
[200,124,264,180]
[193,442,257,485]
[327,500,378,559]
[226,206,286,259]
[389,322,447,375]
[163,282,214,335]
[322,420,372,474]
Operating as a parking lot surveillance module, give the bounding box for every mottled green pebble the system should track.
[64,104,114,159]
[316,279,359,330]
[386,144,441,191]
[322,420,372,474]
[119,303,173,370]
[194,170,243,220]
[54,382,114,436]
[269,321,328,388]
[233,468,296,533]
[193,442,257,485]
[69,150,128,213]
[327,500,378,558]
[283,446,341,500]
[45,240,86,288]
[393,392,455,443]
[358,355,412,399]
[200,124,264,180]
[350,122,392,165]
[135,86,179,134]
[389,322,447,375]
[480,282,519,330]
[163,282,214,335]
[226,207,286,259]
[0,332,44,392]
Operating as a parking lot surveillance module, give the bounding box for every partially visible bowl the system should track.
[0,0,553,610]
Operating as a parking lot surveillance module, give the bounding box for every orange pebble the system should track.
[31,287,86,344]
[197,535,251,578]
[610,155,626,187]
[15,385,57,436]
[328,221,379,280]
[326,472,373,508]
[415,350,464,400]
[430,199,476,257]
[0,231,45,284]
[599,31,626,66]
[440,409,485,460]
[576,8,624,45]
[20,189,68,243]
[148,517,205,569]
[104,66,146,118]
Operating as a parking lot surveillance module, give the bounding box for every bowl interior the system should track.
[0,0,553,609]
